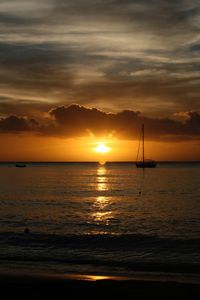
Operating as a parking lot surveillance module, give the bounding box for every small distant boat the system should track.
[15,163,27,168]
[136,124,157,168]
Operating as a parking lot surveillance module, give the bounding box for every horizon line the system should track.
[0,161,200,164]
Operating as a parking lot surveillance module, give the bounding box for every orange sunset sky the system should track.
[0,0,200,161]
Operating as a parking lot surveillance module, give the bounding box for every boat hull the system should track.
[15,164,27,168]
[136,161,157,168]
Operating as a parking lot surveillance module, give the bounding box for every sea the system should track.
[0,162,200,283]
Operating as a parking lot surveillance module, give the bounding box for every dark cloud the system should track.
[47,0,200,47]
[0,97,53,117]
[0,0,200,117]
[0,42,74,99]
[49,104,113,136]
[0,42,71,66]
[49,104,200,141]
[0,40,199,115]
[190,43,200,52]
[0,104,199,141]
[0,0,54,26]
[0,115,38,132]
[0,12,40,26]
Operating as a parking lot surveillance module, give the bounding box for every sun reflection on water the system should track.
[96,165,108,191]
[92,210,112,225]
[90,165,113,227]
[96,166,109,205]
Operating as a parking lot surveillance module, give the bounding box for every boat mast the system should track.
[142,124,144,164]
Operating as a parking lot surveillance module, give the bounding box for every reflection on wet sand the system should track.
[63,274,129,281]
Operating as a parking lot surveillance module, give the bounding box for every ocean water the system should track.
[0,162,200,281]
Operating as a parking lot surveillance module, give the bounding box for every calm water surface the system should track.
[0,162,200,280]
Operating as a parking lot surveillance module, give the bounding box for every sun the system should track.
[95,143,110,154]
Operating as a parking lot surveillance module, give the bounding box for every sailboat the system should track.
[136,124,157,168]
[15,163,27,168]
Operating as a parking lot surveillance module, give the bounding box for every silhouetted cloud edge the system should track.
[0,104,199,142]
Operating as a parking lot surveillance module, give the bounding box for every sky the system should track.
[0,0,200,161]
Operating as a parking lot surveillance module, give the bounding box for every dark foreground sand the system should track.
[1,273,200,300]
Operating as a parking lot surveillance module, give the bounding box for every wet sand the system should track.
[0,272,199,300]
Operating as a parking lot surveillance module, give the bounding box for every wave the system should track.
[1,231,199,250]
[0,232,200,274]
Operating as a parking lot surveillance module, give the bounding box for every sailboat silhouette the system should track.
[136,124,156,168]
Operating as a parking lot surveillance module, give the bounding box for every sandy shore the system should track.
[1,272,200,299]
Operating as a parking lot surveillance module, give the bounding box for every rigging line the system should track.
[136,130,142,162]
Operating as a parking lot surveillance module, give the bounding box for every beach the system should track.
[1,272,200,300]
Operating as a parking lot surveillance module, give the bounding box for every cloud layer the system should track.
[0,0,200,116]
[1,104,199,142]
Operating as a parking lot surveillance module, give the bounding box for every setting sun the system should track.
[95,143,110,154]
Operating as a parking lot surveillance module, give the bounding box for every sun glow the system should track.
[95,143,110,154]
